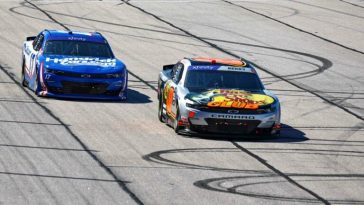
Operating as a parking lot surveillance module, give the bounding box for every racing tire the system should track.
[158,96,165,123]
[173,106,182,134]
[259,128,280,138]
[21,58,27,87]
[34,69,42,96]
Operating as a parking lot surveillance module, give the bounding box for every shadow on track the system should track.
[44,88,152,104]
[179,124,308,143]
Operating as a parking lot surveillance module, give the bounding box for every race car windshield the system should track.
[185,70,264,92]
[43,40,114,58]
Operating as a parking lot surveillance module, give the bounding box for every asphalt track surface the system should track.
[0,0,363,204]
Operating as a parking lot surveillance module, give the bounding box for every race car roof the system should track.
[190,57,247,67]
[44,30,106,43]
[187,57,256,73]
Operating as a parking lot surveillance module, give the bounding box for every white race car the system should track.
[158,57,281,136]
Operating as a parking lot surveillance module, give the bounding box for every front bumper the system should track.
[39,73,127,100]
[181,108,280,135]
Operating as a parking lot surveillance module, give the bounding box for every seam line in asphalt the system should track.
[231,142,330,204]
[339,0,364,9]
[9,1,146,204]
[121,0,363,122]
[0,63,144,205]
[119,1,344,204]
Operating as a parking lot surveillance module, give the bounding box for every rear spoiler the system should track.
[163,64,174,71]
[26,36,36,41]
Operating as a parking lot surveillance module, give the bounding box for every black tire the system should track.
[173,106,182,133]
[259,128,280,138]
[21,58,27,87]
[158,96,165,123]
[34,69,41,96]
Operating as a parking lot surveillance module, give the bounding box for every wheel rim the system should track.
[174,108,180,131]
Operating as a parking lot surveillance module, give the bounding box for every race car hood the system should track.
[185,89,275,110]
[41,55,126,74]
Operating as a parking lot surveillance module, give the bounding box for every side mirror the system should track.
[163,64,174,71]
[26,36,36,41]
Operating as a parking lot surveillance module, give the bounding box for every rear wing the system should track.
[26,36,36,41]
[159,64,175,84]
[163,64,174,71]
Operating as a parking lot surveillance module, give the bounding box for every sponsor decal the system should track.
[222,66,252,72]
[210,114,255,119]
[188,89,275,110]
[68,37,86,41]
[188,65,252,73]
[163,81,176,119]
[188,65,219,71]
[45,57,116,67]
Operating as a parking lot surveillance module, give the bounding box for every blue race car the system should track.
[21,30,128,100]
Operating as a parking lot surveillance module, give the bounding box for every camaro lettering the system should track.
[210,114,255,119]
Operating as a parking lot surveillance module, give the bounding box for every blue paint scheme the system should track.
[22,30,128,100]
[46,30,107,43]
[188,65,221,71]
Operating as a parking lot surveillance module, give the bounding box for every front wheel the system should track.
[33,70,42,96]
[173,107,182,133]
[158,96,165,122]
[21,58,27,87]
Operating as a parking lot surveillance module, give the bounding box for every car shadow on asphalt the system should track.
[181,124,308,143]
[46,88,152,104]
[125,88,152,104]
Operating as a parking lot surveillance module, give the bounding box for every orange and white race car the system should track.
[157,57,281,136]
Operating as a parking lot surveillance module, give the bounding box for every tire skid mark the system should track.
[10,1,332,83]
[8,1,362,203]
[221,0,364,55]
[245,2,300,19]
[194,175,364,204]
[143,148,271,174]
[121,0,362,122]
[10,0,336,83]
[288,0,364,20]
[114,4,351,203]
[143,147,364,203]
[339,0,364,9]
[230,142,330,204]
[194,176,320,203]
[25,0,69,31]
